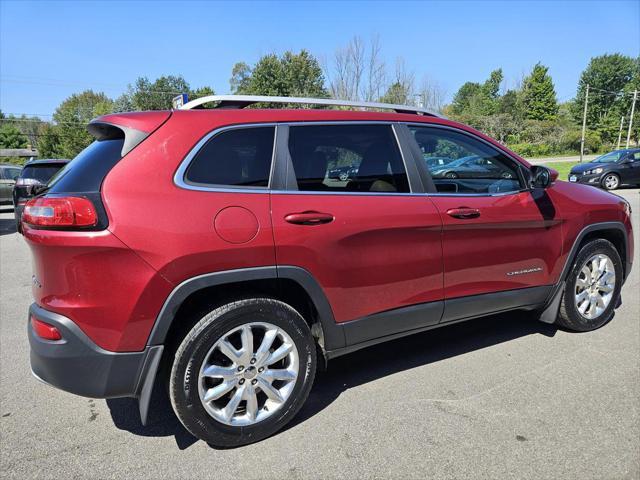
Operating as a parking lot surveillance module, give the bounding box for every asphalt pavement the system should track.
[1,189,639,479]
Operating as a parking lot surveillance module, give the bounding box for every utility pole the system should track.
[616,116,624,150]
[626,90,637,149]
[580,84,589,162]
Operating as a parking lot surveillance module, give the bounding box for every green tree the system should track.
[479,69,503,115]
[235,50,328,99]
[451,82,482,114]
[521,63,558,120]
[230,62,252,93]
[0,114,45,149]
[482,69,503,100]
[499,89,521,116]
[451,69,503,116]
[37,124,64,158]
[130,75,191,110]
[189,86,216,108]
[379,82,411,105]
[51,90,114,158]
[115,76,214,111]
[572,54,637,128]
[0,123,28,148]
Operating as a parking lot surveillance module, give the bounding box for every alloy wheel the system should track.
[574,253,616,320]
[197,322,299,426]
[603,174,619,190]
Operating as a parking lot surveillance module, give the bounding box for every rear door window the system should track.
[287,124,409,193]
[184,127,275,188]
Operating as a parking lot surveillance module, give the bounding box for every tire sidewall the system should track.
[562,240,623,331]
[170,299,316,447]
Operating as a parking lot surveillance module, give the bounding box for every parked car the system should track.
[568,149,640,190]
[24,95,633,448]
[13,159,70,232]
[328,165,358,181]
[430,155,515,179]
[423,156,453,168]
[0,163,22,207]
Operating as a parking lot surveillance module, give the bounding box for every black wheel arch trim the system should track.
[538,221,630,322]
[146,265,346,351]
[558,221,630,284]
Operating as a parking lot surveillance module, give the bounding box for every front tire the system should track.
[169,298,316,447]
[557,239,622,331]
[601,173,620,190]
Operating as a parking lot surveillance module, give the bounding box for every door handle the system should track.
[284,211,334,225]
[446,207,481,219]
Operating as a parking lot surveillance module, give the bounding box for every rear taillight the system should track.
[22,197,98,228]
[31,316,62,341]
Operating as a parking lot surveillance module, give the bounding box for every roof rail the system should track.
[178,94,443,117]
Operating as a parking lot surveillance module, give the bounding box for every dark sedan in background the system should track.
[429,155,515,179]
[569,149,640,190]
[13,158,69,231]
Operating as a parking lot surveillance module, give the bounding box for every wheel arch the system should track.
[146,266,345,353]
[539,221,629,324]
[568,223,628,281]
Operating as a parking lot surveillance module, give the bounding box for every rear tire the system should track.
[557,239,622,331]
[169,298,316,447]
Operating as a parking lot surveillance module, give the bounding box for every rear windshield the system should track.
[21,164,66,183]
[48,139,124,193]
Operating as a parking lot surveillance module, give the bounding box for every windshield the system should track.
[21,164,65,184]
[593,151,625,163]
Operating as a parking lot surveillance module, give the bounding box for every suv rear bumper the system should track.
[28,303,161,400]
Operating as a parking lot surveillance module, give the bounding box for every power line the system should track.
[1,77,205,96]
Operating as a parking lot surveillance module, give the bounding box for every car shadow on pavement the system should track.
[0,218,17,236]
[106,387,199,450]
[106,311,557,450]
[286,311,557,432]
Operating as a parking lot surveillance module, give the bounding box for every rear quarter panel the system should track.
[101,112,277,286]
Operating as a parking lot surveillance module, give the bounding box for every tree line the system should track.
[1,37,638,163]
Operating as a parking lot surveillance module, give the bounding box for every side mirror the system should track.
[26,183,47,196]
[530,165,554,189]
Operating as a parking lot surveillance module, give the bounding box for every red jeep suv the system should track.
[24,95,634,447]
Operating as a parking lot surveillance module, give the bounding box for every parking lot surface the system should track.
[1,189,639,480]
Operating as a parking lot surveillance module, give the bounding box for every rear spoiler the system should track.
[88,111,172,157]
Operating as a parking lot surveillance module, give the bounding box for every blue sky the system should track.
[1,0,638,117]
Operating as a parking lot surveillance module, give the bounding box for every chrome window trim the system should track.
[173,120,435,196]
[403,122,530,197]
[269,190,425,197]
[173,123,278,193]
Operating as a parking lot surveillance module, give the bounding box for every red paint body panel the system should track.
[429,190,563,298]
[23,108,634,354]
[544,181,634,272]
[271,193,443,323]
[23,226,174,351]
[93,110,172,133]
[101,115,276,285]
